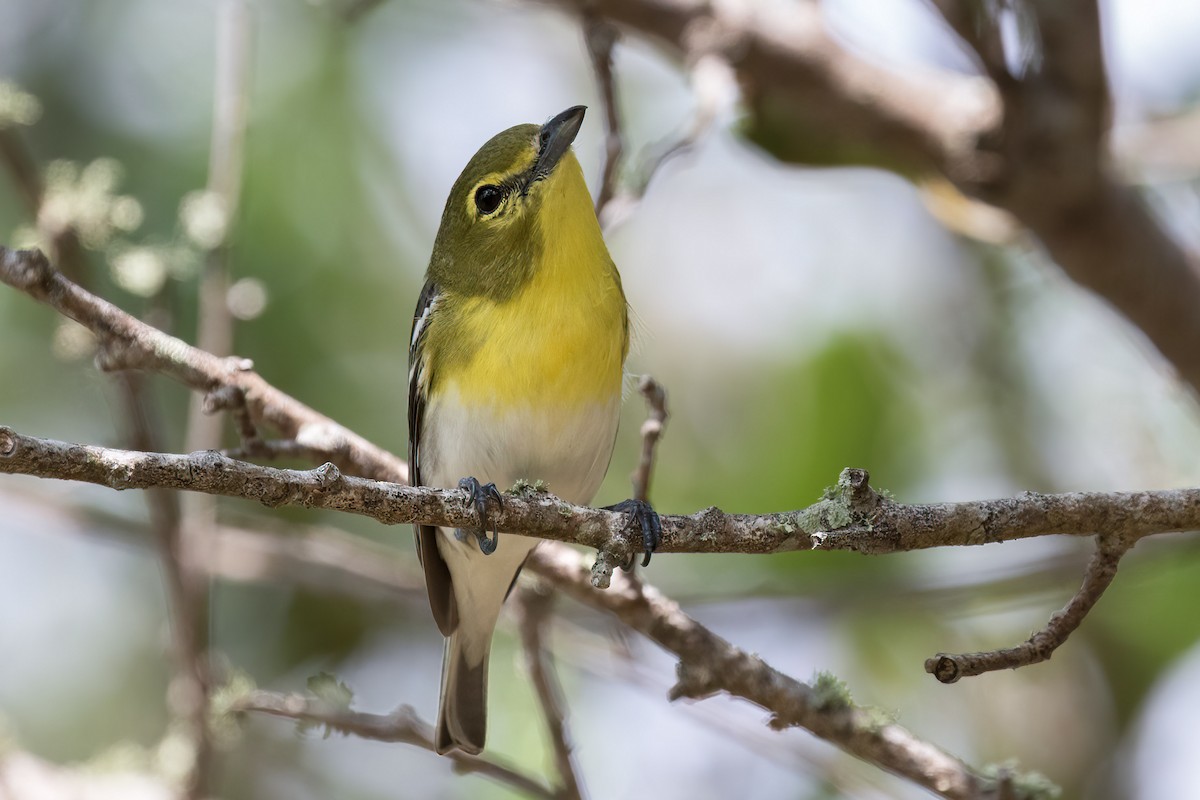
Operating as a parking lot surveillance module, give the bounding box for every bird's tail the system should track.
[435,631,489,755]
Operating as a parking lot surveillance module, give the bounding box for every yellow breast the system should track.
[448,250,627,410]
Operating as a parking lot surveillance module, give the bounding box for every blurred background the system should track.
[1,0,1200,797]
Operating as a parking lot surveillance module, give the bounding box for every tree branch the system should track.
[925,537,1128,683]
[544,0,998,177]
[231,690,556,800]
[629,374,666,504]
[525,545,1026,800]
[175,5,256,793]
[0,246,406,483]
[2,428,1196,561]
[517,584,587,800]
[583,8,623,220]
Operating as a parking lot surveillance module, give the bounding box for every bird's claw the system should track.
[459,476,503,555]
[604,498,662,568]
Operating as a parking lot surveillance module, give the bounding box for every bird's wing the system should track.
[409,279,458,637]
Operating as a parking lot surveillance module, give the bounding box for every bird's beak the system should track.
[530,105,586,185]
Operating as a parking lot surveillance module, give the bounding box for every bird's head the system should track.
[428,106,598,299]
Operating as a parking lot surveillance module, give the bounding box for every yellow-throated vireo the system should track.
[408,106,660,754]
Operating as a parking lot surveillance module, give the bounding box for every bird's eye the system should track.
[538,129,551,150]
[474,185,503,215]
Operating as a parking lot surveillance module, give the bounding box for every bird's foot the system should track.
[459,476,503,555]
[603,498,662,568]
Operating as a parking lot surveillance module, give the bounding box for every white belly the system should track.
[420,383,621,505]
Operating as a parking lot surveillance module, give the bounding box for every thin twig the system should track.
[221,436,318,462]
[630,375,667,505]
[582,9,623,220]
[186,0,253,452]
[204,384,267,454]
[925,538,1129,683]
[183,0,255,548]
[619,375,667,575]
[0,126,43,219]
[114,372,210,800]
[0,115,89,283]
[14,488,426,604]
[232,690,556,800]
[597,52,729,232]
[177,6,254,792]
[516,584,587,800]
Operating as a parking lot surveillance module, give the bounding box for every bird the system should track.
[408,105,660,755]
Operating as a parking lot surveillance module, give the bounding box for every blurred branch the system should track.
[0,115,90,284]
[204,520,425,601]
[595,47,729,231]
[231,690,556,799]
[516,584,587,800]
[544,0,997,176]
[116,372,209,800]
[925,538,1128,683]
[184,0,254,458]
[187,0,252,430]
[0,126,43,220]
[546,0,1200,400]
[176,3,256,793]
[8,483,426,605]
[582,9,623,219]
[222,436,321,462]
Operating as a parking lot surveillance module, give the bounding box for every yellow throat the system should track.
[427,148,629,412]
